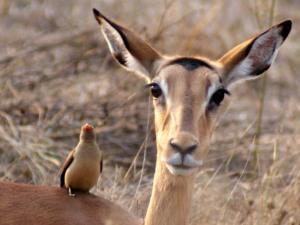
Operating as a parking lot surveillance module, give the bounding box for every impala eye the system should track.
[146,83,162,98]
[208,88,230,111]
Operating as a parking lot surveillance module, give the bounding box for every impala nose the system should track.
[169,132,198,157]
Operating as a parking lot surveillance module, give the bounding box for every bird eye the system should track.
[207,88,230,111]
[147,83,162,98]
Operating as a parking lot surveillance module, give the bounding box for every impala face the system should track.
[148,58,228,175]
[93,9,292,176]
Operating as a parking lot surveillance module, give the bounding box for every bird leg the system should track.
[68,188,76,197]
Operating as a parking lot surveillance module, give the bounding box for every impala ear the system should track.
[218,20,292,87]
[93,8,162,82]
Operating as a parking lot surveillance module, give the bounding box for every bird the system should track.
[59,123,103,196]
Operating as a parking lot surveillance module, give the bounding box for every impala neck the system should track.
[144,152,194,225]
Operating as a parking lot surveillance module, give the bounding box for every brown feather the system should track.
[59,150,74,188]
[100,157,103,173]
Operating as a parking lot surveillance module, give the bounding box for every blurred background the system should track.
[0,0,299,224]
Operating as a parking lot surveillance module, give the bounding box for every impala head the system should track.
[93,9,292,177]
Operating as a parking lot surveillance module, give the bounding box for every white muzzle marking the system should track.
[162,153,203,176]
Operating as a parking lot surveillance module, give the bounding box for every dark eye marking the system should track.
[163,57,214,71]
[207,88,230,111]
[146,82,163,98]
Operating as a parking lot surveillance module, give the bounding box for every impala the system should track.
[0,8,291,225]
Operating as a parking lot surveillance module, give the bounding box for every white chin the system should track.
[166,164,196,176]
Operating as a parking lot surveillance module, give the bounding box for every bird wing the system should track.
[59,149,75,188]
[100,154,103,173]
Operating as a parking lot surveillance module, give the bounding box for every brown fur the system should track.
[143,66,215,225]
[0,182,142,225]
[219,20,292,80]
[145,162,194,225]
[218,38,253,75]
[93,8,161,75]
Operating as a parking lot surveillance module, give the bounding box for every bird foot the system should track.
[68,188,76,197]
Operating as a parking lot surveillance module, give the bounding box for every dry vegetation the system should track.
[0,0,300,224]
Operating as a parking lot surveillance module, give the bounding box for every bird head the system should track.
[80,123,96,142]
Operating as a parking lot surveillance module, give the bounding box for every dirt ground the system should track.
[0,0,300,224]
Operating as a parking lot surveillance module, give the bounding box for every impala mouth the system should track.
[162,153,203,176]
[173,164,194,169]
[166,164,197,176]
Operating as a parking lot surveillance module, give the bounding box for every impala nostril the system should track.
[169,138,198,155]
[169,139,182,152]
[186,144,197,154]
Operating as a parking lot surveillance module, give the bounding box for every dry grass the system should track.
[0,0,300,224]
